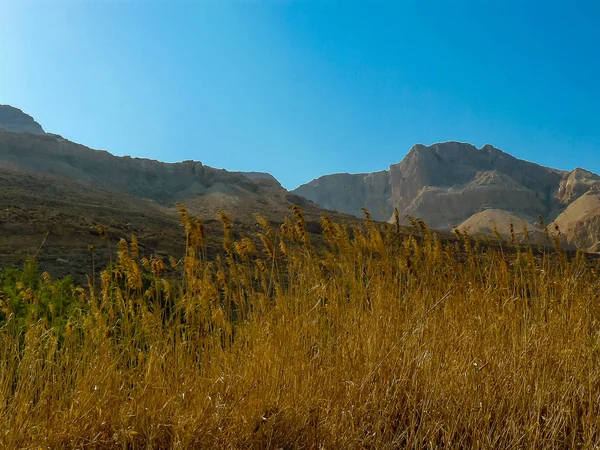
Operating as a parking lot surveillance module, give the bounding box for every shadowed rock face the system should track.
[236,171,280,183]
[0,105,46,135]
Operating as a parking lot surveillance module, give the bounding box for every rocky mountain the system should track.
[3,103,600,273]
[0,105,46,135]
[0,106,350,279]
[0,131,300,220]
[0,107,340,222]
[294,141,600,251]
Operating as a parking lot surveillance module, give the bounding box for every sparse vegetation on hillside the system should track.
[2,205,600,448]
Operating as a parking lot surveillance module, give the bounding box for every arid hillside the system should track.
[0,106,352,279]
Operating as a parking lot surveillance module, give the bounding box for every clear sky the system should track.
[1,1,599,189]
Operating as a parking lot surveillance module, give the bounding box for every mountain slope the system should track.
[0,106,353,278]
[0,129,333,222]
[293,171,392,221]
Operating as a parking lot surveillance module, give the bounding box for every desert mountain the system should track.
[0,105,46,135]
[0,106,348,279]
[294,142,600,250]
[0,131,310,220]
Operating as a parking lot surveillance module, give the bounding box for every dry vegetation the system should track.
[2,204,600,449]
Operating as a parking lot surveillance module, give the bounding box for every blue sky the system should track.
[1,1,599,189]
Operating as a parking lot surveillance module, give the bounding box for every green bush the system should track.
[0,257,83,331]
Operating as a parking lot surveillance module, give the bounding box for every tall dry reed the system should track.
[1,205,600,449]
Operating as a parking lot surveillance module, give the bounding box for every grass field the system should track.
[1,205,600,449]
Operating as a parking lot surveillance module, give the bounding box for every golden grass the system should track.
[2,205,600,449]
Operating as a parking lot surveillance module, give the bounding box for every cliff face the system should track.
[0,105,46,135]
[556,168,600,205]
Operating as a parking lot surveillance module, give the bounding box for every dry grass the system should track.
[2,205,600,449]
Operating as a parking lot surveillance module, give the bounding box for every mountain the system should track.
[0,105,46,135]
[0,131,315,220]
[0,106,350,279]
[294,141,600,250]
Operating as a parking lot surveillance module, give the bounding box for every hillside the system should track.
[552,185,600,252]
[458,209,544,243]
[0,107,352,279]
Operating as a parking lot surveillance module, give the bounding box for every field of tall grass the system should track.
[1,204,600,449]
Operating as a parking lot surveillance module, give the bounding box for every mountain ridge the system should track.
[294,141,600,251]
[2,105,600,258]
[0,105,353,279]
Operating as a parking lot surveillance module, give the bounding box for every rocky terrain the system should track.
[295,142,600,251]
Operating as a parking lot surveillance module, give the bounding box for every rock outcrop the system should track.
[236,171,280,183]
[556,168,600,205]
[388,143,565,228]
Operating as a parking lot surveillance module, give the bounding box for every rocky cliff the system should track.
[295,142,566,226]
